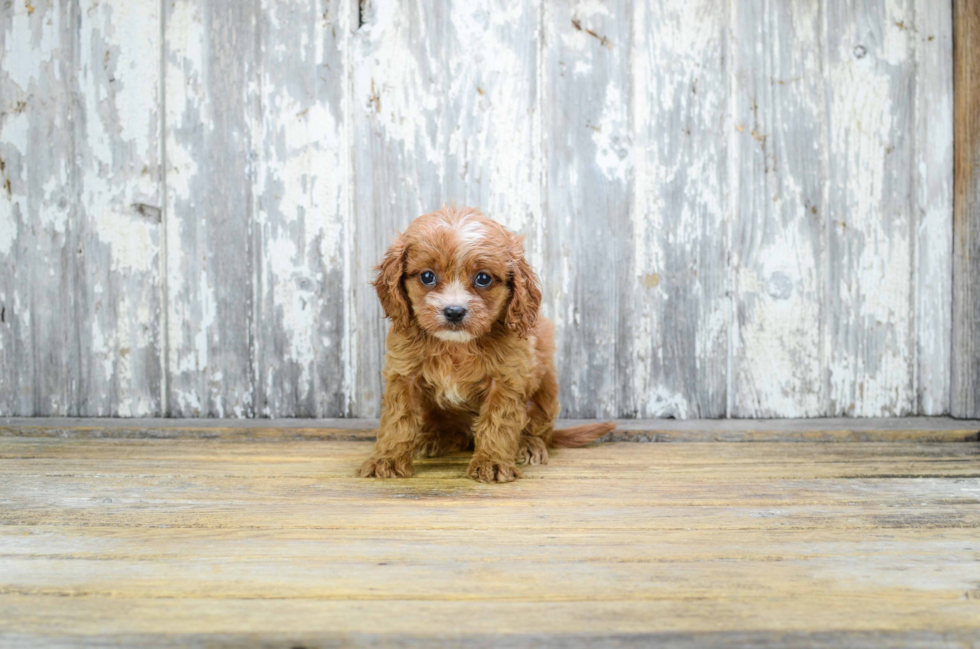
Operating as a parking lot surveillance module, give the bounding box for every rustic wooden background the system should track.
[0,0,954,419]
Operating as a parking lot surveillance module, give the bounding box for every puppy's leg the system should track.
[359,374,422,478]
[518,367,560,465]
[468,381,526,483]
[416,410,473,458]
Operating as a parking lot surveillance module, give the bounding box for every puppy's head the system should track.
[374,206,541,342]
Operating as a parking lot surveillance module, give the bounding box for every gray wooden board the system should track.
[952,0,980,417]
[75,1,164,416]
[251,0,348,417]
[164,0,258,417]
[825,0,917,417]
[542,0,633,418]
[730,0,826,417]
[915,0,953,415]
[1,416,977,443]
[632,0,730,419]
[0,2,79,415]
[0,0,960,419]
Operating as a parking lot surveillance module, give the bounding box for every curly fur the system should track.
[359,206,614,483]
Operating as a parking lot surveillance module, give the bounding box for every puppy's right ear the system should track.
[373,234,412,329]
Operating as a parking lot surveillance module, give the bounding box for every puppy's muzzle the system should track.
[443,305,467,325]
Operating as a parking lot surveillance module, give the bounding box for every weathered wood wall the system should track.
[952,0,980,418]
[0,0,955,419]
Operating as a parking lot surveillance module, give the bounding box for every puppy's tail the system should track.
[549,422,616,448]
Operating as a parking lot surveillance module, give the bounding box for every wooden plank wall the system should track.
[0,0,956,419]
[952,0,980,418]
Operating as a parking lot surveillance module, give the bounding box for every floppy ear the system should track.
[505,235,542,339]
[373,234,412,330]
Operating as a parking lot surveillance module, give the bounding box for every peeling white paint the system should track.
[0,111,28,157]
[0,0,956,418]
[727,0,827,418]
[631,0,728,417]
[913,0,953,415]
[592,83,631,183]
[0,189,14,256]
[4,8,59,92]
[825,1,915,417]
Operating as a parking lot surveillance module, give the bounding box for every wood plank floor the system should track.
[1,420,978,647]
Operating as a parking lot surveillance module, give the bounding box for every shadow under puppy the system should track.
[359,206,615,483]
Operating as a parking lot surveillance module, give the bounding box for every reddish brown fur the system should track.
[359,206,614,483]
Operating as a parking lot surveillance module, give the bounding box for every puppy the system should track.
[358,206,615,483]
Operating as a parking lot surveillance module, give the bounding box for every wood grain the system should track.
[0,2,78,415]
[1,417,977,443]
[1,432,978,644]
[632,0,729,418]
[825,0,917,417]
[953,0,980,417]
[915,0,953,415]
[730,0,825,417]
[75,0,164,416]
[251,0,348,417]
[542,0,633,418]
[164,0,258,417]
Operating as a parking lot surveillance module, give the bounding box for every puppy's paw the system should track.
[516,436,549,465]
[358,456,414,479]
[467,457,523,483]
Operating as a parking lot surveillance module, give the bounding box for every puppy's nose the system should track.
[443,305,467,324]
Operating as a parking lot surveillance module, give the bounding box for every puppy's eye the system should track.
[420,270,437,286]
[474,272,493,288]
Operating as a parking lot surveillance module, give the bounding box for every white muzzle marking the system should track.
[426,279,472,318]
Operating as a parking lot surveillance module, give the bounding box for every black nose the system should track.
[443,305,467,324]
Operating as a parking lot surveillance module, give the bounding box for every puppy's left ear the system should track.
[373,233,412,330]
[505,235,542,339]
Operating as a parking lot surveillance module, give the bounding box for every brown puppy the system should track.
[358,206,615,483]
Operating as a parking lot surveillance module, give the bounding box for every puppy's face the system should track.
[374,207,541,342]
[402,225,512,343]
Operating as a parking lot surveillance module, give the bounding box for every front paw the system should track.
[358,456,414,479]
[467,457,523,483]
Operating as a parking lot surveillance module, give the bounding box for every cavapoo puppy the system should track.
[359,206,615,483]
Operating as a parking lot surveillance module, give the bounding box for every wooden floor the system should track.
[1,419,979,647]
